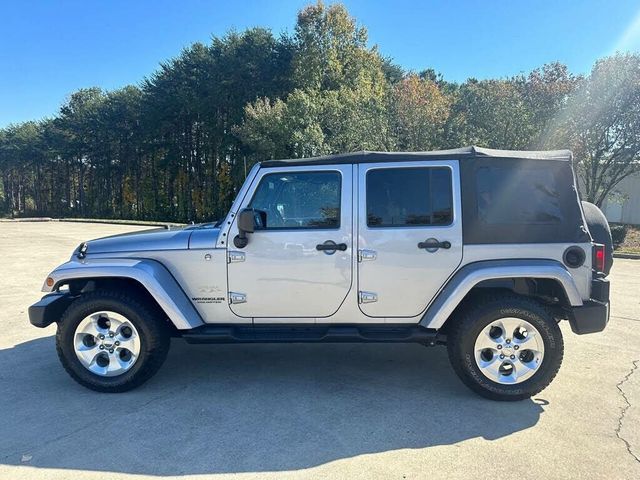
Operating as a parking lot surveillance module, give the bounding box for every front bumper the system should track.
[28,292,75,328]
[568,278,610,335]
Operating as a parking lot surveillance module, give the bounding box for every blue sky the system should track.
[1,0,639,128]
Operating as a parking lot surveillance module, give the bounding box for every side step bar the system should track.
[181,324,441,346]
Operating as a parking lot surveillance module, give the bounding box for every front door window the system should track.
[249,172,341,230]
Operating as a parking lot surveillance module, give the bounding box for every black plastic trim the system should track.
[182,324,440,345]
[568,300,609,335]
[28,292,75,328]
[590,277,610,303]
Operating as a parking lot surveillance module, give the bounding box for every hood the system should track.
[84,226,192,254]
[82,222,221,255]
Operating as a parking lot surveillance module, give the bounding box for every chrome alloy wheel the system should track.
[473,317,545,384]
[73,311,141,377]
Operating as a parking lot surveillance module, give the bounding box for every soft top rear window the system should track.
[476,166,562,225]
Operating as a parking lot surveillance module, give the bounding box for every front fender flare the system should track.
[420,259,583,330]
[43,258,204,330]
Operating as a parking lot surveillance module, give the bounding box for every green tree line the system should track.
[1,2,639,221]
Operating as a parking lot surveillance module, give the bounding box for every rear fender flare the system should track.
[420,259,583,330]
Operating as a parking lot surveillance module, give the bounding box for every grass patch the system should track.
[613,223,640,253]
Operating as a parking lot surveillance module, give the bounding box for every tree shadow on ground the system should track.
[0,336,545,476]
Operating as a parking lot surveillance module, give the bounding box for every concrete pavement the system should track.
[0,222,638,479]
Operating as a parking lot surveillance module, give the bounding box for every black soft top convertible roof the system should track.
[259,145,587,245]
[260,146,573,167]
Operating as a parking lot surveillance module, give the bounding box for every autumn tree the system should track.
[522,62,578,147]
[546,54,640,206]
[449,78,535,149]
[390,74,452,150]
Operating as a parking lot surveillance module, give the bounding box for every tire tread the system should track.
[56,289,170,393]
[447,292,564,401]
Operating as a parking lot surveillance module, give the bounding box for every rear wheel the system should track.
[56,290,170,392]
[447,294,563,401]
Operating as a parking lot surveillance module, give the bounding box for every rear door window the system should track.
[366,167,453,227]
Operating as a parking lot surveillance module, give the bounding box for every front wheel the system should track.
[56,290,170,392]
[447,294,564,401]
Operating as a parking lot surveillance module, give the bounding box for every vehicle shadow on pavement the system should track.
[0,335,544,475]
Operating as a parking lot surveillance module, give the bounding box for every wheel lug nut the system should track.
[99,334,104,340]
[500,354,505,359]
[99,345,104,350]
[115,341,120,346]
[109,349,114,354]
[497,345,502,350]
[510,355,515,360]
[506,339,511,344]
[514,345,519,350]
[109,333,114,338]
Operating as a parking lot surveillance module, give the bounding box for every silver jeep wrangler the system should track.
[29,146,612,400]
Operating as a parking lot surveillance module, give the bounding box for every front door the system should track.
[357,161,463,318]
[227,165,353,319]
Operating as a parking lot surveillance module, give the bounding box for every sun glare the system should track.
[612,8,640,53]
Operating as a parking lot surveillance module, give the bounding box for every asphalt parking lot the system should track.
[0,221,638,480]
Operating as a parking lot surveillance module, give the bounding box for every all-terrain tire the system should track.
[447,293,564,401]
[56,290,170,392]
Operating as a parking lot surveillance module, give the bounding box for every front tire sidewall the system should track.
[449,298,563,401]
[56,292,168,392]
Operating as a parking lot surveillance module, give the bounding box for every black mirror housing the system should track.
[238,208,256,234]
[234,208,256,248]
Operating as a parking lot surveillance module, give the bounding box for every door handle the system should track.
[316,241,348,252]
[418,239,451,250]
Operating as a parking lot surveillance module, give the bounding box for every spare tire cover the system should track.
[581,201,613,275]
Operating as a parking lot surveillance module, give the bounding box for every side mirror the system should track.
[234,208,256,248]
[237,208,255,234]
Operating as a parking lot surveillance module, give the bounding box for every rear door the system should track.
[227,165,353,319]
[357,161,462,318]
